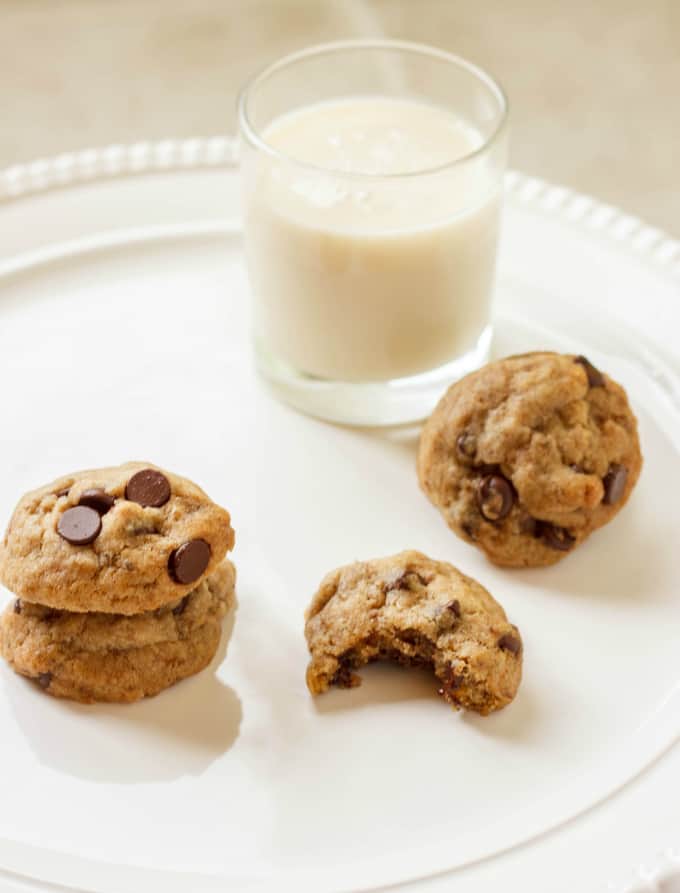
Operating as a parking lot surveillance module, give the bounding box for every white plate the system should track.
[0,142,678,893]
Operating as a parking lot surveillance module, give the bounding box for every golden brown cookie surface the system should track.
[305,551,522,716]
[417,353,642,567]
[0,560,235,703]
[0,462,235,613]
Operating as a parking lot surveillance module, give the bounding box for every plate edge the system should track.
[0,137,678,279]
[611,847,680,893]
[0,137,678,893]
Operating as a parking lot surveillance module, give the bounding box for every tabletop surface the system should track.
[1,0,678,238]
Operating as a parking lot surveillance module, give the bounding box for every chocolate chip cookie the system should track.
[0,463,235,613]
[0,560,236,703]
[305,551,522,715]
[418,353,642,567]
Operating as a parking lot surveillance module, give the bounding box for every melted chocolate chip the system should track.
[574,355,605,388]
[602,464,628,505]
[169,539,211,584]
[37,672,53,689]
[445,599,461,618]
[478,463,502,475]
[13,599,21,614]
[172,596,190,616]
[332,663,360,688]
[437,666,464,699]
[79,488,115,515]
[125,469,171,508]
[518,513,537,536]
[456,431,477,460]
[385,572,409,593]
[397,629,424,646]
[477,474,515,522]
[461,520,478,540]
[498,633,522,655]
[538,522,576,551]
[57,506,102,545]
[385,571,430,592]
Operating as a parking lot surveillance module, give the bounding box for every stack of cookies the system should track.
[0,462,235,703]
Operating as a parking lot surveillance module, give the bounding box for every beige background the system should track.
[1,0,678,235]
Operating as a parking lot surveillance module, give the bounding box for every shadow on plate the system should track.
[460,685,540,742]
[312,662,436,713]
[508,506,668,603]
[322,418,423,459]
[3,602,242,784]
[313,661,538,739]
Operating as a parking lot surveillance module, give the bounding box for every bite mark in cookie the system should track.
[305,551,522,715]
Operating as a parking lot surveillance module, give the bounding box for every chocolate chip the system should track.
[477,474,514,522]
[79,488,115,515]
[57,506,102,545]
[125,469,171,508]
[602,464,628,505]
[169,539,211,584]
[397,628,424,646]
[385,571,409,593]
[172,596,190,616]
[574,355,605,388]
[37,672,52,689]
[385,570,430,593]
[456,431,476,460]
[461,520,477,540]
[445,599,461,617]
[478,463,501,475]
[437,665,463,699]
[55,487,70,498]
[518,513,537,536]
[332,664,360,689]
[538,522,575,551]
[13,599,21,614]
[498,633,521,655]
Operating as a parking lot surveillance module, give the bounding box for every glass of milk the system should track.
[238,40,508,425]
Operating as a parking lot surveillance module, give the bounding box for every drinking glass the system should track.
[238,39,508,425]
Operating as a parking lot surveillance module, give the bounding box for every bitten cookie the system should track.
[0,462,235,613]
[0,560,236,703]
[417,352,642,567]
[305,551,522,715]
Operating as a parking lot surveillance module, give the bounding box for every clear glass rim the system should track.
[237,38,509,180]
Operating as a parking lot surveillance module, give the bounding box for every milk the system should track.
[242,96,501,382]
